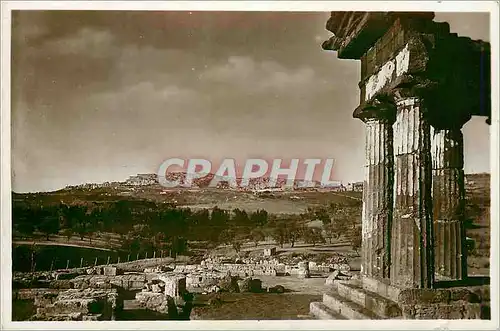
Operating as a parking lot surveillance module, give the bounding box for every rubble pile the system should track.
[13,250,359,321]
[135,275,189,319]
[237,277,262,293]
[324,262,359,284]
[31,288,123,321]
[135,292,177,316]
[71,273,154,291]
[14,288,61,306]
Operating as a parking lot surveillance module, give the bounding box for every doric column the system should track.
[431,127,467,280]
[390,96,434,288]
[355,102,395,280]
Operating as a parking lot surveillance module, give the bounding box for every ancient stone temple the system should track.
[310,11,491,319]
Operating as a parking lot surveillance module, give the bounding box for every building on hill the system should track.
[126,173,158,186]
[346,181,363,192]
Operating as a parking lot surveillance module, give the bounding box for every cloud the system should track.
[43,28,117,58]
[201,56,319,93]
[94,81,195,103]
[82,81,200,131]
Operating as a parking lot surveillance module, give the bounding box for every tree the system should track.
[211,206,229,226]
[249,228,265,247]
[285,219,301,248]
[13,205,35,238]
[171,237,188,257]
[323,223,339,244]
[232,208,250,225]
[38,216,60,240]
[17,220,35,239]
[250,209,268,227]
[271,226,287,248]
[328,203,353,241]
[232,240,243,254]
[74,220,88,241]
[302,227,325,247]
[350,226,362,256]
[314,207,331,225]
[62,228,73,242]
[218,229,235,246]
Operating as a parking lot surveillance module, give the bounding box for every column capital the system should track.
[353,95,396,124]
[386,80,472,130]
[392,87,472,130]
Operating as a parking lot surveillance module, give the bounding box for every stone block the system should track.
[237,278,252,292]
[333,263,351,273]
[151,284,163,293]
[102,266,123,276]
[449,288,481,303]
[263,247,277,256]
[49,280,74,289]
[325,270,340,285]
[159,275,187,298]
[297,261,310,279]
[34,293,59,307]
[217,275,240,293]
[249,279,262,293]
[398,289,451,304]
[82,314,102,321]
[361,276,401,303]
[401,302,482,319]
[56,272,80,280]
[268,285,285,293]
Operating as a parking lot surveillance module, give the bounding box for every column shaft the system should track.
[431,128,467,280]
[391,97,434,288]
[361,119,393,279]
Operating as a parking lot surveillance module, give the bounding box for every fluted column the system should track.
[431,128,467,280]
[361,119,394,279]
[355,101,395,280]
[391,96,434,289]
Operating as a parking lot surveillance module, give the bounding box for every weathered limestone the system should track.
[391,96,434,289]
[297,261,310,279]
[358,114,394,280]
[32,288,122,321]
[102,266,123,276]
[431,127,467,280]
[158,274,187,300]
[263,247,277,256]
[135,291,178,317]
[237,278,263,293]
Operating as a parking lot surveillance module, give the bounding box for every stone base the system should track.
[310,276,490,320]
[309,301,346,319]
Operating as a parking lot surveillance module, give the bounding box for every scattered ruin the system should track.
[13,252,355,320]
[310,11,491,320]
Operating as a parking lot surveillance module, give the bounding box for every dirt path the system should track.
[12,240,112,251]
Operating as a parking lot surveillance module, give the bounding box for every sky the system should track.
[10,11,491,193]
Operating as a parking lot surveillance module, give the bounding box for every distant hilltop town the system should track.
[64,172,364,193]
[63,172,489,194]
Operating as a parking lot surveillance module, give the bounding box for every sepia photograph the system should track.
[0,1,498,329]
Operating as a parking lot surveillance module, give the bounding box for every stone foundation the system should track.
[135,292,178,317]
[32,288,123,321]
[310,276,490,320]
